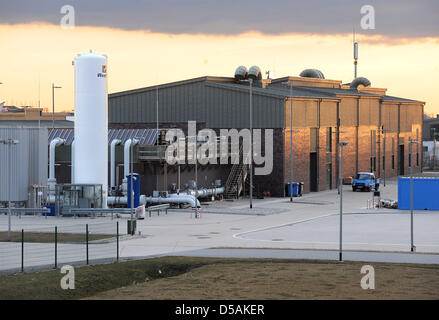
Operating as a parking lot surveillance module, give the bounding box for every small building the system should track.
[0,106,73,128]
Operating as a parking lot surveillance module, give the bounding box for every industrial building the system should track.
[0,62,425,211]
[103,67,424,197]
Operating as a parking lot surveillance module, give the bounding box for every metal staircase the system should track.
[224,143,250,199]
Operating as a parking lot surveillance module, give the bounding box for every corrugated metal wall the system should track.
[108,80,285,128]
[0,128,48,202]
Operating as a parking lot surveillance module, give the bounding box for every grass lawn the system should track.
[0,257,438,300]
[0,231,114,243]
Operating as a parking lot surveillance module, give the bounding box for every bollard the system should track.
[21,229,24,273]
[86,224,89,265]
[117,221,119,259]
[54,226,58,269]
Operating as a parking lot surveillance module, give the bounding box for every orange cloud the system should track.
[0,23,438,114]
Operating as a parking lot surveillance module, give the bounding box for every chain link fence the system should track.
[0,222,120,273]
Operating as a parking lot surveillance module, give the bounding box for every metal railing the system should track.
[0,222,120,274]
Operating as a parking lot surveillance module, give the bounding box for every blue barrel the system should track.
[286,182,299,197]
[127,173,140,208]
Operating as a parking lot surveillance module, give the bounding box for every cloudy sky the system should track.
[1,0,438,113]
[2,0,438,37]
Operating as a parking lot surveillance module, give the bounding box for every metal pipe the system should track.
[107,196,127,205]
[122,138,139,194]
[140,194,200,208]
[48,137,65,192]
[110,139,121,189]
[171,187,225,198]
[249,78,253,209]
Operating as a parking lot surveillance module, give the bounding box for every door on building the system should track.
[399,145,405,175]
[326,163,332,189]
[310,152,318,192]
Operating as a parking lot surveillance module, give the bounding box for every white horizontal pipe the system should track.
[140,194,200,208]
[107,196,127,205]
[172,187,225,198]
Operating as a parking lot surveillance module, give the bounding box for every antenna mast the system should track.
[353,28,358,78]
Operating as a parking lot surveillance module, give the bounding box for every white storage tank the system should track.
[73,51,108,206]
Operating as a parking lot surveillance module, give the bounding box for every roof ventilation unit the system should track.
[248,66,262,81]
[350,77,371,89]
[234,66,248,82]
[299,69,325,79]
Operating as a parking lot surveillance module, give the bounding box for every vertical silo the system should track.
[74,51,108,206]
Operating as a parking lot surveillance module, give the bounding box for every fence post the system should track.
[86,224,89,265]
[116,221,119,262]
[54,226,58,269]
[21,229,24,273]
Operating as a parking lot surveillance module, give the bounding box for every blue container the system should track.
[44,205,56,216]
[286,182,299,197]
[127,173,140,208]
[398,177,439,210]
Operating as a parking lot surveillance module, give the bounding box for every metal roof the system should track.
[381,95,423,103]
[48,128,158,146]
[292,86,380,97]
[209,82,339,100]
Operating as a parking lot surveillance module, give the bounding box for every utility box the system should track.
[398,177,439,210]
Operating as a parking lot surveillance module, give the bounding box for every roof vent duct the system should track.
[350,77,371,89]
[234,66,248,82]
[299,69,325,79]
[248,66,262,81]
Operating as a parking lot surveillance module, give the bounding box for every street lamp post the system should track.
[249,78,253,209]
[52,83,62,130]
[130,138,140,234]
[339,141,348,262]
[282,81,300,202]
[237,78,254,208]
[0,138,20,241]
[434,129,436,170]
[409,138,418,252]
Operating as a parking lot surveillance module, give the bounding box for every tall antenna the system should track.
[353,28,358,79]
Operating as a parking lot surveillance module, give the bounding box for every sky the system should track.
[0,0,438,114]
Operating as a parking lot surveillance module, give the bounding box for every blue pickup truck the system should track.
[352,172,380,192]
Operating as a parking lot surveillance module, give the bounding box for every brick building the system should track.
[105,69,424,197]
